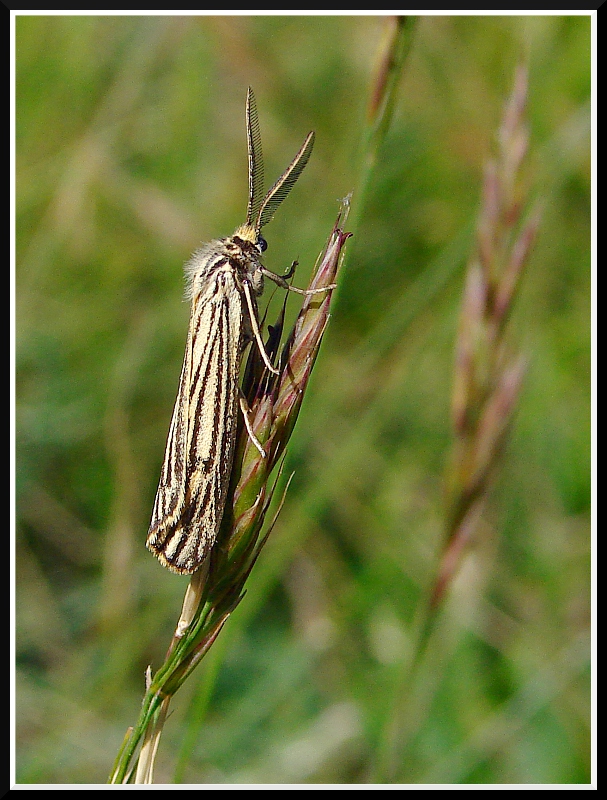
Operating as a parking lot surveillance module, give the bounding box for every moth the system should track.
[147,87,328,574]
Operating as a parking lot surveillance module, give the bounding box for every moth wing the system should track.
[147,273,243,574]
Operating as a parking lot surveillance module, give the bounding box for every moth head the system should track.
[233,224,267,255]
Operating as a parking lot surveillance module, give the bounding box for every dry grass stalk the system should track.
[433,65,540,610]
[374,65,540,784]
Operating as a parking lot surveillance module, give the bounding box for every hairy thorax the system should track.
[185,224,265,306]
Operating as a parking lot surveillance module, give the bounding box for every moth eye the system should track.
[257,235,268,253]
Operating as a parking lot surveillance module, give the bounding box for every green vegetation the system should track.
[15,15,591,784]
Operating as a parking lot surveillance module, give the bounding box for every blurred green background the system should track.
[15,14,591,784]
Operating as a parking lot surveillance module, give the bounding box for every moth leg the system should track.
[261,265,336,296]
[239,391,267,459]
[281,259,299,281]
[242,280,280,375]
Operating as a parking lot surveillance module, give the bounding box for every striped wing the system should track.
[147,270,244,574]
